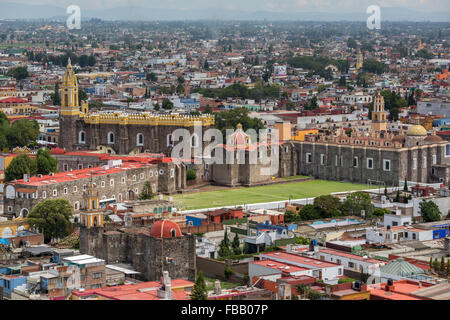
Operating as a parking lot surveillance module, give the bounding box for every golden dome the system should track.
[407,125,427,136]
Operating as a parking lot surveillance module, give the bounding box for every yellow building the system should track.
[371,94,387,132]
[79,183,104,228]
[291,129,319,141]
[0,217,30,238]
[0,97,39,115]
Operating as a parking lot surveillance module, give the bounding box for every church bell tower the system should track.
[59,58,82,152]
[79,183,104,228]
[371,93,387,132]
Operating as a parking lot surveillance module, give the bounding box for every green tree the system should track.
[429,257,433,270]
[341,192,375,217]
[313,195,342,218]
[299,204,320,221]
[36,148,58,175]
[347,38,357,49]
[162,98,173,110]
[224,265,234,280]
[214,107,265,138]
[440,256,446,272]
[6,119,39,148]
[27,199,73,243]
[362,59,387,74]
[52,83,61,106]
[78,88,88,105]
[190,271,208,300]
[284,210,298,223]
[146,72,157,82]
[295,236,309,245]
[5,154,37,182]
[186,169,196,181]
[419,200,442,222]
[153,102,160,111]
[232,233,241,255]
[305,96,319,110]
[218,243,231,258]
[433,258,439,271]
[138,181,154,200]
[8,66,29,80]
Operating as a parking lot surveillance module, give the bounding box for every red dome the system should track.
[150,220,182,238]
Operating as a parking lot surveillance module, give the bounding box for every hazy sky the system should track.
[1,0,449,12]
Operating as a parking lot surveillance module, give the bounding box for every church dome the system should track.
[226,123,250,148]
[423,134,443,143]
[150,220,182,238]
[407,125,427,136]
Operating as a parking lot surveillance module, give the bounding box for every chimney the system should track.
[113,205,118,214]
[157,271,172,300]
[23,174,29,182]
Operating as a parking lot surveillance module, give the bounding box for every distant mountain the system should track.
[0,2,449,22]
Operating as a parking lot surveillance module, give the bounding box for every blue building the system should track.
[432,223,450,239]
[433,118,450,127]
[185,214,207,227]
[180,98,200,110]
[0,275,27,299]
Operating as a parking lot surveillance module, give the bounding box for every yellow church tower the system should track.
[371,93,387,132]
[59,59,89,152]
[79,183,104,228]
[60,58,80,116]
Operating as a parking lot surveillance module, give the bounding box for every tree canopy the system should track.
[4,118,39,149]
[36,148,58,175]
[419,200,442,222]
[5,154,37,182]
[341,191,375,217]
[27,199,73,243]
[214,107,265,138]
[191,271,208,300]
[138,181,154,200]
[362,59,387,74]
[7,66,29,80]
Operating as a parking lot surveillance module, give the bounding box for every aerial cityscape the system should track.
[0,0,449,308]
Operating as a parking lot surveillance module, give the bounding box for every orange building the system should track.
[435,69,448,81]
[291,129,319,141]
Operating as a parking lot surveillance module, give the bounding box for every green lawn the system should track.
[173,180,370,210]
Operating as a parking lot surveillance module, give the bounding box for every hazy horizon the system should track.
[0,0,449,21]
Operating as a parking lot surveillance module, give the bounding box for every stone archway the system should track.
[128,190,135,201]
[20,208,29,218]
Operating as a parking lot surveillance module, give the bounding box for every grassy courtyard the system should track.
[173,180,370,210]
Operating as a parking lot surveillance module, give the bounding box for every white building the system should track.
[258,251,343,283]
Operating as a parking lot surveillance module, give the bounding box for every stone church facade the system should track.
[58,60,214,155]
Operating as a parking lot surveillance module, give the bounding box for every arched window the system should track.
[92,200,96,209]
[79,131,86,144]
[171,229,176,237]
[137,133,144,146]
[108,132,115,144]
[191,134,199,148]
[93,216,98,227]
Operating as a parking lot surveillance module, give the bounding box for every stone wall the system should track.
[5,162,183,217]
[79,225,196,281]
